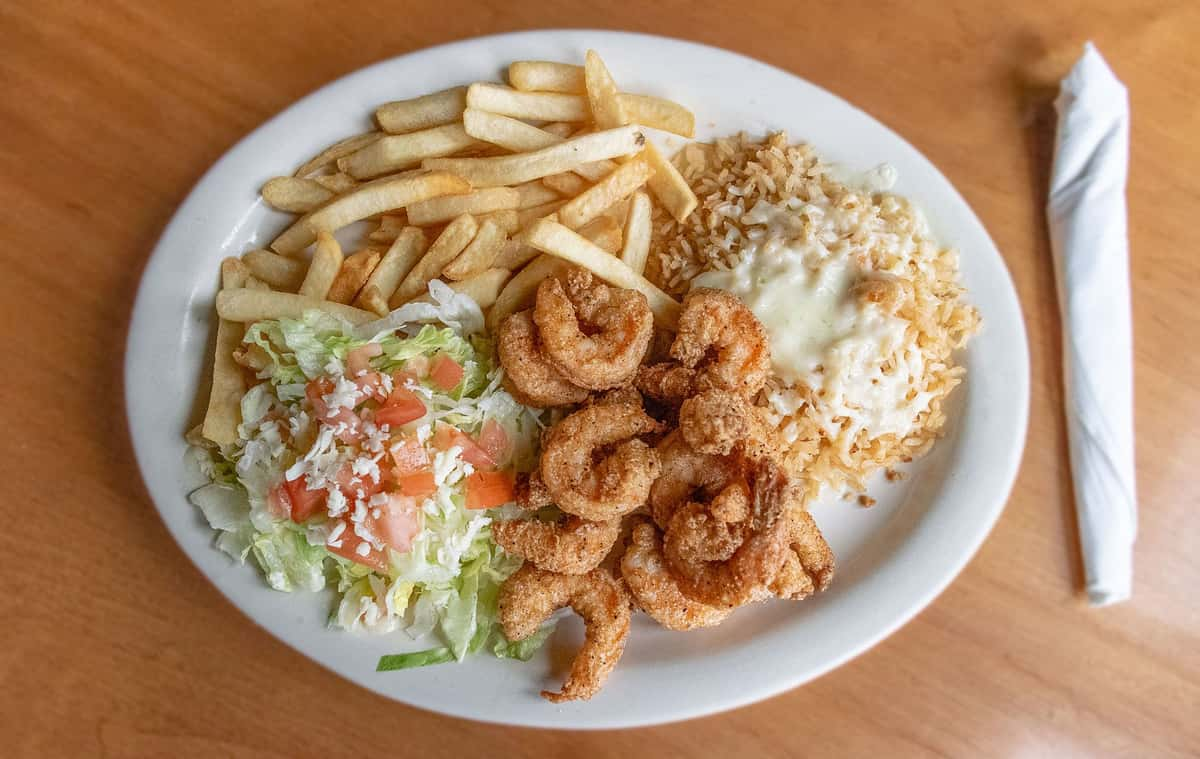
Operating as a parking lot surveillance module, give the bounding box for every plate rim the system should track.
[125,28,1030,729]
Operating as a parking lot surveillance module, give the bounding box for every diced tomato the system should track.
[267,484,292,519]
[353,372,388,403]
[376,384,425,428]
[326,408,363,444]
[283,475,327,522]
[334,461,385,501]
[389,437,430,476]
[432,424,495,470]
[306,377,335,417]
[429,353,464,391]
[346,342,383,377]
[396,471,436,499]
[374,494,422,552]
[477,419,511,468]
[326,523,390,573]
[465,470,515,510]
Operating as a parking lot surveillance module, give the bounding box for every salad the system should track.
[187,285,552,667]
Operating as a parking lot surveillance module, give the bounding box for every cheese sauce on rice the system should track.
[651,133,979,495]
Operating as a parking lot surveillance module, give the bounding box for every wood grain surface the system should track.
[2,1,1197,756]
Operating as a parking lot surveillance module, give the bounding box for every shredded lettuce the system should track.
[186,295,550,670]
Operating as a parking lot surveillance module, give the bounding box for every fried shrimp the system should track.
[540,402,663,520]
[533,269,654,390]
[635,362,695,407]
[648,431,740,530]
[499,564,632,702]
[496,310,589,408]
[621,520,732,631]
[663,459,795,609]
[671,288,771,397]
[678,388,754,456]
[493,515,622,575]
[514,470,554,510]
[772,509,836,599]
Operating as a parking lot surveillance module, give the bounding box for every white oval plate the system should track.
[126,30,1028,729]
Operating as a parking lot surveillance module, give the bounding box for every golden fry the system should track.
[375,86,467,134]
[542,172,589,197]
[294,131,380,177]
[514,180,562,209]
[620,190,653,275]
[642,142,698,222]
[202,259,249,445]
[270,172,470,255]
[443,218,508,280]
[356,284,391,317]
[584,50,626,130]
[312,172,358,194]
[508,61,586,93]
[327,248,381,304]
[414,268,511,309]
[617,93,695,137]
[216,288,376,325]
[406,186,520,227]
[390,214,478,307]
[487,254,574,334]
[358,226,428,305]
[339,124,480,179]
[298,231,344,298]
[422,126,644,188]
[261,176,334,213]
[462,109,562,152]
[243,249,307,291]
[466,83,588,122]
[558,155,654,229]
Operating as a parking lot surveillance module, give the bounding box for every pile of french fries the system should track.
[206,51,698,444]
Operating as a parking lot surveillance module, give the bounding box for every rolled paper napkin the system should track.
[1047,43,1136,606]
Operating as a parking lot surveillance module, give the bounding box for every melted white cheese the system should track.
[693,197,930,444]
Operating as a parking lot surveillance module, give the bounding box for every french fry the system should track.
[327,248,381,304]
[462,109,562,153]
[312,172,358,194]
[202,259,250,445]
[574,159,618,183]
[466,83,588,122]
[642,142,698,222]
[367,213,407,243]
[298,231,344,298]
[245,275,271,291]
[577,215,623,254]
[477,209,520,235]
[243,249,307,291]
[508,61,586,93]
[261,176,334,213]
[271,172,470,255]
[525,219,680,327]
[584,50,626,130]
[620,190,652,274]
[540,122,575,138]
[558,155,654,229]
[617,93,696,137]
[443,218,508,280]
[375,86,467,134]
[487,254,573,334]
[406,187,520,227]
[390,214,478,307]
[422,126,644,188]
[220,257,250,289]
[338,124,480,179]
[514,180,561,209]
[516,200,566,229]
[497,210,618,271]
[216,288,376,325]
[415,268,510,309]
[542,172,589,197]
[294,131,380,177]
[357,284,391,317]
[357,226,427,305]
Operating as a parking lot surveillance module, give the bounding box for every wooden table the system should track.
[3,1,1196,755]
